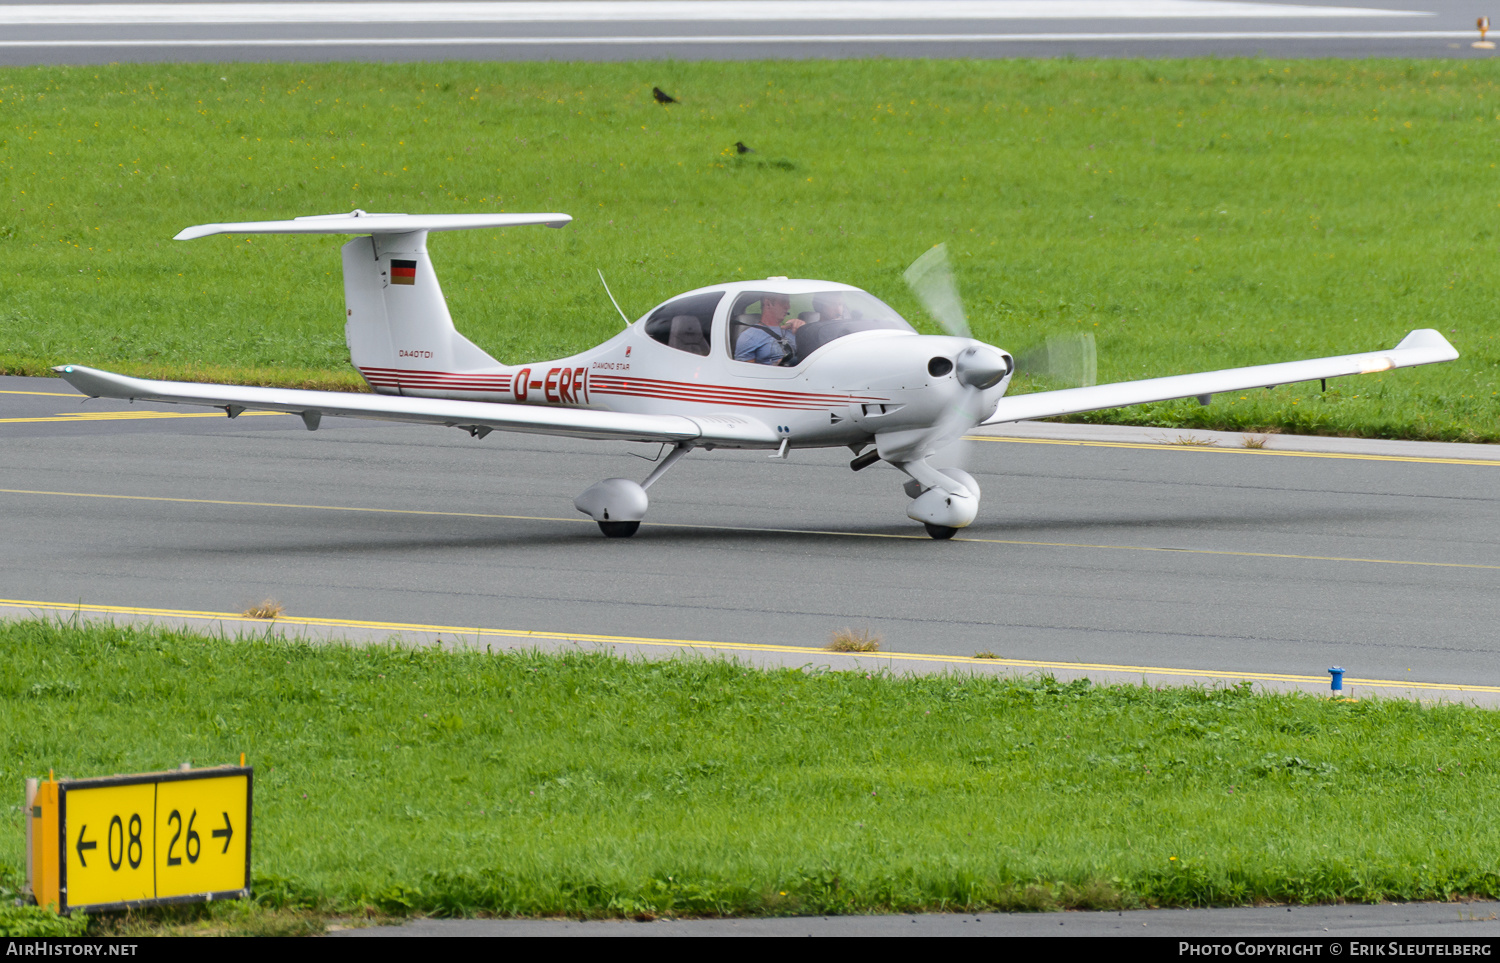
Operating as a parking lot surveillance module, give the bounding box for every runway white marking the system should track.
[0,31,1468,48]
[0,0,1431,25]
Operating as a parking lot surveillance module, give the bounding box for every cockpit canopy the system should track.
[729,289,913,366]
[641,285,916,367]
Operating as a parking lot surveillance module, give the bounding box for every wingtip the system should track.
[52,364,98,397]
[1395,328,1460,358]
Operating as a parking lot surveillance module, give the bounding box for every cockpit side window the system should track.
[643,291,723,357]
[729,291,795,366]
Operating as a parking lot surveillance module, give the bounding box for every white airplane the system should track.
[56,211,1459,539]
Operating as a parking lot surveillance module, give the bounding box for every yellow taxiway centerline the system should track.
[966,434,1500,468]
[2,596,1494,695]
[0,389,82,397]
[2,485,1498,570]
[0,487,582,522]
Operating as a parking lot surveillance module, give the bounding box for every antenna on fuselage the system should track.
[597,270,632,328]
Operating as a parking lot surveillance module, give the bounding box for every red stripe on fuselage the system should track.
[358,366,514,394]
[588,375,887,410]
[356,369,882,411]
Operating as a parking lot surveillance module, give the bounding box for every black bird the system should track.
[652,86,678,104]
[735,141,755,154]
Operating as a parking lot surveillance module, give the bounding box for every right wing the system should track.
[54,365,780,448]
[984,328,1458,425]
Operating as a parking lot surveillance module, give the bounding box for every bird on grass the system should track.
[735,141,755,154]
[652,86,678,104]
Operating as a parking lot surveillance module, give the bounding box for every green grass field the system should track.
[4,620,1500,935]
[2,59,1498,441]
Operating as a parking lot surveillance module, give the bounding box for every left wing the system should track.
[54,365,780,448]
[984,329,1457,425]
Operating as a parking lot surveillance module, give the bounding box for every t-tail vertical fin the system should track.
[340,230,502,393]
[175,210,571,395]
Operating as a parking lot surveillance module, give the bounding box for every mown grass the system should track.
[1,60,1498,438]
[3,619,1500,935]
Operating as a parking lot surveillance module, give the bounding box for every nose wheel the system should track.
[899,462,979,540]
[597,520,641,538]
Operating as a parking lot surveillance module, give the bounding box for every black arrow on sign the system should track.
[75,824,97,867]
[212,812,233,853]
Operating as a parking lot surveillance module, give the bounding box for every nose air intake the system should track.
[956,345,1011,390]
[927,356,954,378]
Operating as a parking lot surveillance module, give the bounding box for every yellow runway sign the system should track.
[30,766,252,913]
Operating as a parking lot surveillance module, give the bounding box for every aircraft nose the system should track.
[955,344,1012,390]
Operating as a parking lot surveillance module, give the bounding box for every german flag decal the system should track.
[390,259,417,286]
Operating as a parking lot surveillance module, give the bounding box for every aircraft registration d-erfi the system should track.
[56,211,1459,539]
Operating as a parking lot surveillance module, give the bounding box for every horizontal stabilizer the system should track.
[175,211,571,241]
[54,365,779,448]
[985,328,1458,425]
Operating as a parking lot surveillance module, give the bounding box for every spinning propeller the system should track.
[901,245,1002,460]
[903,243,1097,391]
[899,245,1099,535]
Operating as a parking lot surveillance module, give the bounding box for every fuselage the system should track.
[357,279,1015,450]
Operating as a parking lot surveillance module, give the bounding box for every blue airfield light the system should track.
[1328,666,1345,694]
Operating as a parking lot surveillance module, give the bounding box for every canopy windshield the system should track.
[728,290,914,367]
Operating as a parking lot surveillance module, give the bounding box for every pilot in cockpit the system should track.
[734,293,805,364]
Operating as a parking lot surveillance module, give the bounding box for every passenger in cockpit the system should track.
[734,293,803,364]
[813,292,849,322]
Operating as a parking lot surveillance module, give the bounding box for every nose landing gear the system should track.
[899,463,981,540]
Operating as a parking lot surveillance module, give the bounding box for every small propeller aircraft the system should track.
[56,211,1459,538]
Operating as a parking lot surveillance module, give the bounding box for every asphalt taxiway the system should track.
[3,373,1497,703]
